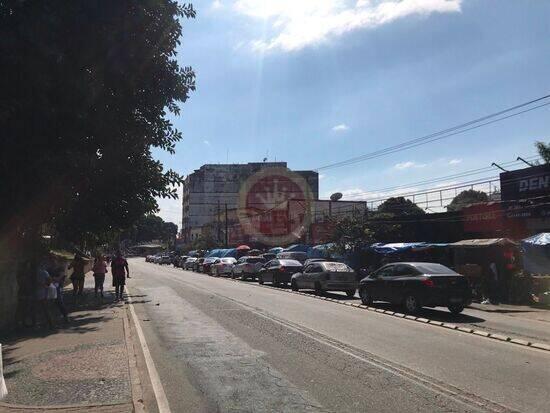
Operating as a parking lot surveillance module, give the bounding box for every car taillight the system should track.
[279,266,285,272]
[422,278,434,287]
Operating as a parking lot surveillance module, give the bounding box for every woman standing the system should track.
[92,254,108,298]
[69,253,86,300]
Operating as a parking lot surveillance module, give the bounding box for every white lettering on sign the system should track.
[519,175,550,192]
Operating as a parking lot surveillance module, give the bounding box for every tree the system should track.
[447,190,489,212]
[535,141,550,164]
[0,2,196,250]
[377,197,425,216]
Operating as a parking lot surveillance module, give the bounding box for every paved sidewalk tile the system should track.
[0,276,134,411]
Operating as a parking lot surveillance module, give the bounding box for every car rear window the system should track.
[246,257,265,263]
[279,259,302,266]
[323,262,352,272]
[413,263,457,274]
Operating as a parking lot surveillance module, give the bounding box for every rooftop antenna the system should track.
[491,162,507,172]
[517,156,535,167]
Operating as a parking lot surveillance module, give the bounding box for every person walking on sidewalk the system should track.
[111,250,129,301]
[48,255,69,323]
[92,254,108,298]
[69,253,86,299]
[36,260,54,329]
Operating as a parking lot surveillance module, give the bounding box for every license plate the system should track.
[450,297,462,304]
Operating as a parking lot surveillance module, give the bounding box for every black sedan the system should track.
[358,262,471,315]
[258,259,303,287]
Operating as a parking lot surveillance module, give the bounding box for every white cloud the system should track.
[332,123,349,132]
[394,161,426,170]
[203,140,211,146]
[234,0,462,52]
[211,0,223,10]
[449,158,462,165]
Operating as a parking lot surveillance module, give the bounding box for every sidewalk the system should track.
[469,302,550,323]
[0,277,139,412]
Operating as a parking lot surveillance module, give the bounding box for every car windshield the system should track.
[279,260,302,266]
[323,262,352,272]
[221,258,235,263]
[413,263,457,275]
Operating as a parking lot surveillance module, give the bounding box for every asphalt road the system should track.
[127,259,550,413]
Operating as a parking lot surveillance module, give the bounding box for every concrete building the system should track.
[181,162,319,242]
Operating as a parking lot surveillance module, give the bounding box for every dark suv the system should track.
[358,262,471,315]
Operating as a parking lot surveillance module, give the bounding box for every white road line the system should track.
[126,287,172,413]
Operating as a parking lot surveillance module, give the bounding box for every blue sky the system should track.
[155,0,550,225]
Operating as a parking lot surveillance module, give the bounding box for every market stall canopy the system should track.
[308,243,334,258]
[283,244,311,253]
[236,245,251,251]
[450,238,517,248]
[369,242,428,254]
[268,247,284,254]
[521,233,550,274]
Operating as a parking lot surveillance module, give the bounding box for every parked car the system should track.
[258,259,303,287]
[201,257,220,273]
[276,251,307,263]
[160,255,172,265]
[145,255,154,262]
[184,257,197,270]
[291,261,357,297]
[153,254,163,264]
[211,257,237,276]
[358,262,471,315]
[231,256,266,280]
[176,255,189,268]
[193,257,205,272]
[303,258,329,267]
[260,253,276,261]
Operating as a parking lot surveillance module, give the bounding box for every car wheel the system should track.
[258,276,264,285]
[448,304,464,315]
[345,289,356,298]
[273,275,279,287]
[314,282,323,296]
[291,280,299,291]
[359,287,373,305]
[403,294,420,314]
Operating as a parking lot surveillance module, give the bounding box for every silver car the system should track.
[184,257,197,270]
[291,261,357,297]
[232,256,266,280]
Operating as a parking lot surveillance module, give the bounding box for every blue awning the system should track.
[521,233,550,274]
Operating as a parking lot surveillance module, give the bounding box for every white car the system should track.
[210,257,237,276]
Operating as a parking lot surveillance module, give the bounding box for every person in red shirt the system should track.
[111,250,129,301]
[92,254,108,298]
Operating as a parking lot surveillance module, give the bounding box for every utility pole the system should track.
[225,203,228,247]
[217,200,221,244]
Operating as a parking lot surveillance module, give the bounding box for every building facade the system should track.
[181,162,319,242]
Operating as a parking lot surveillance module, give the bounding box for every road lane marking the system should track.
[127,287,172,413]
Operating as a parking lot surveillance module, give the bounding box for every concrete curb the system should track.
[123,306,145,413]
[212,271,550,353]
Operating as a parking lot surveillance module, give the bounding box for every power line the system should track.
[315,94,550,171]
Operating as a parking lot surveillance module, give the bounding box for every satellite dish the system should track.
[330,192,343,202]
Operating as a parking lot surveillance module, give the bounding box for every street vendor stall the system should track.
[520,233,550,305]
[450,238,519,303]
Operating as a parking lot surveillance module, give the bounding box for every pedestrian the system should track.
[92,254,108,298]
[111,250,129,301]
[36,259,54,329]
[47,255,69,323]
[69,253,86,299]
